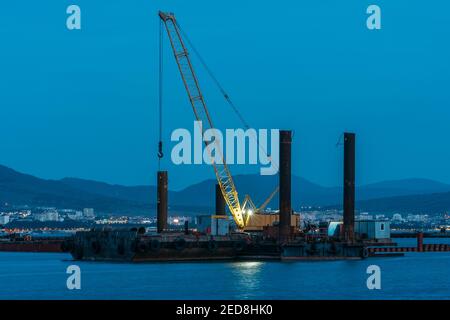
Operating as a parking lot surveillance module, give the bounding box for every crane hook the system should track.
[158,141,164,159]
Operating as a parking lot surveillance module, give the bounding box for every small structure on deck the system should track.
[355,220,391,241]
[245,213,300,232]
[196,215,231,236]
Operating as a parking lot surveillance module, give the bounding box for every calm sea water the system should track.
[1,238,449,300]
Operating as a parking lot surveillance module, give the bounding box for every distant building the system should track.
[34,210,59,222]
[83,208,95,219]
[392,213,403,222]
[407,214,428,222]
[19,210,31,218]
[357,212,374,221]
[0,215,10,225]
[67,211,83,220]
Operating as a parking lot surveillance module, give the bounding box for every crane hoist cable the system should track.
[158,18,164,168]
[335,133,344,147]
[176,22,250,130]
[176,22,278,173]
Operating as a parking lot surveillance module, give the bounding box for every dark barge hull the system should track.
[67,229,244,262]
[281,242,367,260]
[65,229,369,262]
[0,240,64,253]
[133,247,236,262]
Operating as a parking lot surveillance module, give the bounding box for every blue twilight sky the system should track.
[0,0,449,190]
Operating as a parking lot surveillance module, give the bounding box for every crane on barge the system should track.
[158,11,274,229]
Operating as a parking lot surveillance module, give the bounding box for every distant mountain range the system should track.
[353,192,450,214]
[1,164,450,216]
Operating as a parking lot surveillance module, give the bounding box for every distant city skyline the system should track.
[1,1,450,190]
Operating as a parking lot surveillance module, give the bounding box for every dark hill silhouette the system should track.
[353,191,450,214]
[1,164,450,215]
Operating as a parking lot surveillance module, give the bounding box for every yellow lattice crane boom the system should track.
[158,11,246,229]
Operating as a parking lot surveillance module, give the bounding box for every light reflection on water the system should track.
[230,261,263,274]
[229,262,263,299]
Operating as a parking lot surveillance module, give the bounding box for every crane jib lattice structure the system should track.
[158,11,246,229]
